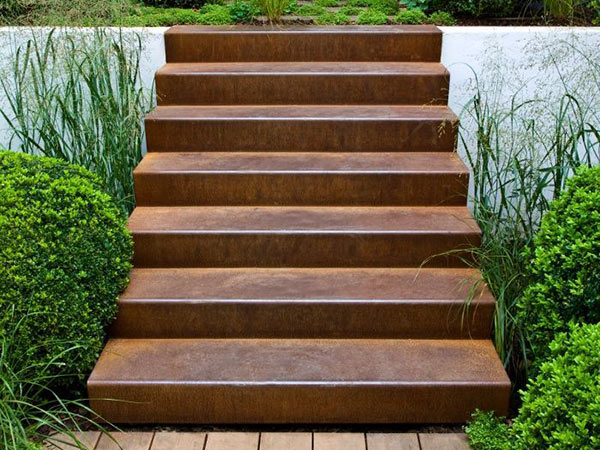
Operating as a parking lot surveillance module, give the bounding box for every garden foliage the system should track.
[0,29,153,215]
[467,323,600,450]
[0,151,132,386]
[517,165,600,366]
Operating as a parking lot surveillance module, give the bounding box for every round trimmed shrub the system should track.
[466,323,600,450]
[517,165,600,365]
[0,151,132,386]
[511,322,600,450]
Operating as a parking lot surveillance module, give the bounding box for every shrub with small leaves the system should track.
[517,164,600,366]
[296,3,325,14]
[467,323,600,450]
[395,8,426,22]
[401,0,430,10]
[511,323,600,450]
[347,0,371,7]
[428,10,456,23]
[228,0,259,21]
[198,3,232,23]
[139,0,204,7]
[315,10,351,22]
[339,5,361,14]
[370,0,398,14]
[465,410,510,450]
[0,151,132,387]
[356,7,388,22]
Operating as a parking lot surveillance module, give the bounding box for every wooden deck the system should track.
[47,431,471,450]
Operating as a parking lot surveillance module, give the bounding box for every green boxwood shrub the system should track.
[467,323,600,450]
[356,7,388,23]
[427,10,457,24]
[517,164,600,365]
[0,151,132,386]
[395,8,427,22]
[513,322,600,449]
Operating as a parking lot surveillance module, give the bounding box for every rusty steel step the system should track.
[145,105,458,153]
[111,268,495,339]
[88,338,511,423]
[165,25,442,63]
[127,206,481,268]
[155,62,449,105]
[133,152,469,206]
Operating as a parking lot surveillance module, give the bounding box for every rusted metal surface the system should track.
[164,26,442,63]
[110,268,494,339]
[155,62,449,105]
[133,152,468,206]
[144,105,458,153]
[88,25,510,424]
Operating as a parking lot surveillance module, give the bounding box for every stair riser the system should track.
[165,29,442,63]
[131,233,480,268]
[134,173,468,206]
[156,73,449,105]
[88,384,509,423]
[145,118,458,152]
[111,300,493,339]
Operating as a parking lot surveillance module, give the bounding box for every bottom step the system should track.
[88,338,510,424]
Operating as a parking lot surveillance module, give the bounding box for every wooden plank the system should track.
[204,432,259,450]
[45,431,101,449]
[367,433,420,450]
[95,432,154,450]
[261,432,312,450]
[419,433,471,450]
[313,433,365,450]
[151,432,206,450]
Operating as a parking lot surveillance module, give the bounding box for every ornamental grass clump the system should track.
[0,29,154,215]
[255,0,290,21]
[0,151,132,388]
[0,308,114,450]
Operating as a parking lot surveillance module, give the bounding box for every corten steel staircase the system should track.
[88,25,511,424]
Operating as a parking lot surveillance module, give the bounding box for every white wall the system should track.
[1,26,599,155]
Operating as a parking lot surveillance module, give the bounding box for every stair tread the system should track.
[146,105,457,121]
[135,152,467,174]
[89,338,509,385]
[128,206,480,234]
[166,25,441,35]
[121,267,493,302]
[158,61,447,75]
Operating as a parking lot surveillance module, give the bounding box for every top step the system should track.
[165,25,442,63]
